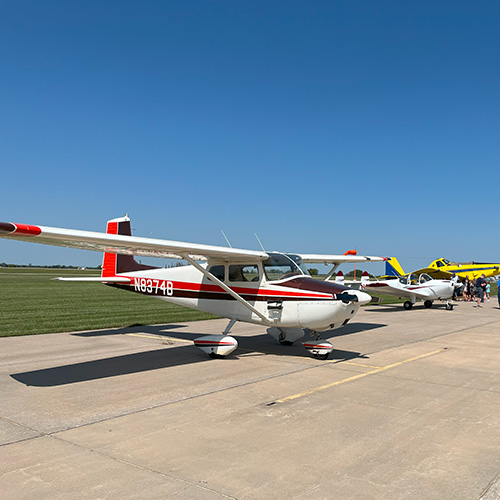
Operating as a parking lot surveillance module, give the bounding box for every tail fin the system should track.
[101,215,157,277]
[385,257,405,277]
[361,271,370,285]
[335,270,345,285]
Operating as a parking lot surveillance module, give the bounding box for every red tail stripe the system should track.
[107,221,118,235]
[102,221,119,277]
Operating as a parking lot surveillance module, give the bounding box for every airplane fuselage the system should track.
[429,259,500,280]
[364,276,454,303]
[109,263,368,332]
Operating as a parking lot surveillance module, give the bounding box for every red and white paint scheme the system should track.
[362,272,455,310]
[0,215,385,359]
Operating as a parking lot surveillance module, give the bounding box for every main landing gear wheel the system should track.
[313,352,330,361]
[424,300,433,308]
[404,301,413,310]
[303,340,334,360]
[193,335,238,358]
[209,352,227,359]
[446,302,454,310]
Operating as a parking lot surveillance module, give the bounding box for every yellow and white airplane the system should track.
[385,257,500,281]
[0,215,385,360]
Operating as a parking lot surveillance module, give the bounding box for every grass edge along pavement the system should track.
[0,268,497,337]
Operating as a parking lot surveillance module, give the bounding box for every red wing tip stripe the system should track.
[0,222,42,236]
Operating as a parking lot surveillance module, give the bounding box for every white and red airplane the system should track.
[361,272,455,310]
[0,215,385,360]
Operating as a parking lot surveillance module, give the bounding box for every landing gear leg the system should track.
[223,319,237,335]
[446,301,454,311]
[266,327,305,345]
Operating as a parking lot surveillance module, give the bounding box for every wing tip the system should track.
[0,222,41,236]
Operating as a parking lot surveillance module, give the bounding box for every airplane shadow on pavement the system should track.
[10,321,385,387]
[364,304,454,312]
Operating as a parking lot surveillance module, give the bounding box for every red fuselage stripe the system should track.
[128,277,333,300]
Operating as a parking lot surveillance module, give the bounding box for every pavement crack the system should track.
[50,434,239,499]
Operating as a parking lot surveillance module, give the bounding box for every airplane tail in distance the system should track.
[385,257,405,277]
[102,215,157,277]
[361,271,370,284]
[335,270,345,284]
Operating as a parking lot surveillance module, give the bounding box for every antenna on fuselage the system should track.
[221,229,232,248]
[255,233,266,252]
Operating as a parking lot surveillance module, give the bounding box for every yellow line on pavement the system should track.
[275,348,447,404]
[337,361,384,369]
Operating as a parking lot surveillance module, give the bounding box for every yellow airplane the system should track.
[384,257,500,281]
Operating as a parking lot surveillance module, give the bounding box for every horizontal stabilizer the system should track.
[55,277,132,282]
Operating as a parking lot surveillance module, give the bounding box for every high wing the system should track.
[298,254,386,281]
[0,222,268,262]
[298,254,386,265]
[411,267,454,280]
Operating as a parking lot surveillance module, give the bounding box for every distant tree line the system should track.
[0,262,101,269]
[307,268,377,279]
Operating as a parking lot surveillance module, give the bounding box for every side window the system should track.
[436,260,444,267]
[228,265,260,282]
[208,265,225,282]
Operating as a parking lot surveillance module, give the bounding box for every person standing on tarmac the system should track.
[474,274,487,308]
[451,273,459,300]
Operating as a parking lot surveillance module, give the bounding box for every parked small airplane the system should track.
[0,216,385,359]
[361,270,454,310]
[384,257,500,281]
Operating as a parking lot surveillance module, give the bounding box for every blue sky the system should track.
[1,1,499,274]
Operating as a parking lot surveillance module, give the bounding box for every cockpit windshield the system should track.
[436,259,450,267]
[263,253,309,281]
[419,273,432,283]
[399,272,433,285]
[399,273,419,285]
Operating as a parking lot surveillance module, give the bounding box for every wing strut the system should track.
[182,255,272,326]
[324,263,341,281]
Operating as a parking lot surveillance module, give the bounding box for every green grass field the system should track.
[0,268,217,337]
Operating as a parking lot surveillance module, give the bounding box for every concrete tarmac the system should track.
[1,299,500,499]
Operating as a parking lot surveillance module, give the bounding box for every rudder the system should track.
[385,257,405,277]
[101,215,157,277]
